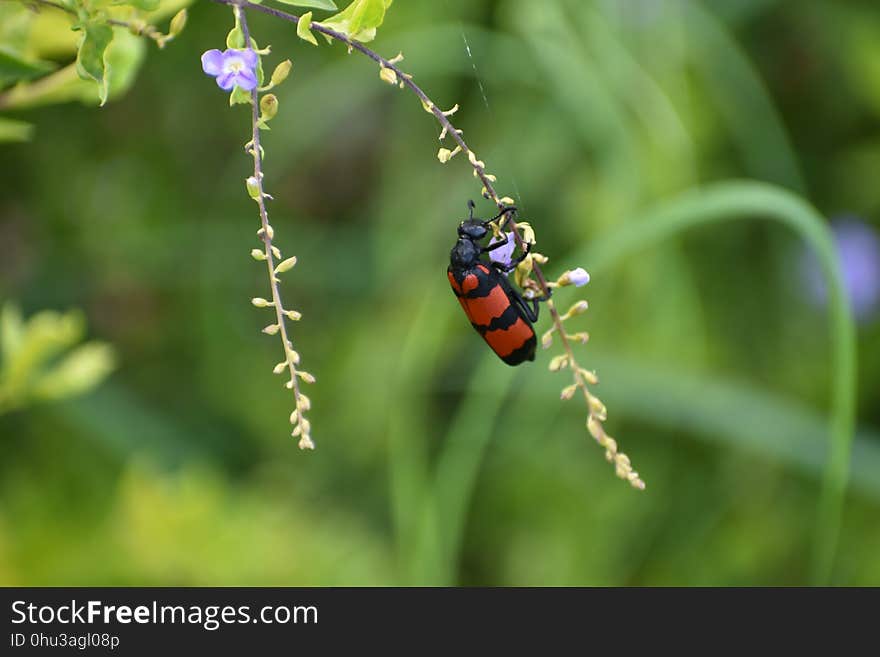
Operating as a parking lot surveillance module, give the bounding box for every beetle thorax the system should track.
[450,238,480,269]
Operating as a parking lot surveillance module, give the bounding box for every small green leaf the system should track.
[0,47,56,87]
[274,0,338,9]
[229,85,251,106]
[296,12,319,45]
[31,342,116,402]
[0,117,33,142]
[319,0,393,43]
[126,0,161,10]
[0,303,24,366]
[75,21,113,106]
[226,25,245,49]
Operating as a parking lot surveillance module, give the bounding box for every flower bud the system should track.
[558,267,590,287]
[251,249,267,261]
[251,297,271,308]
[246,176,261,199]
[379,66,398,85]
[169,9,187,36]
[260,94,278,121]
[270,60,292,86]
[567,300,589,316]
[275,256,297,273]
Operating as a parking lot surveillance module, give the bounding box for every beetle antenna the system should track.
[467,200,476,220]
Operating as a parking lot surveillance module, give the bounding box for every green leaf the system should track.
[31,342,116,402]
[125,0,161,10]
[296,11,319,46]
[0,303,24,367]
[0,30,145,111]
[0,47,56,87]
[0,117,33,142]
[226,24,245,49]
[274,0,338,9]
[229,85,251,106]
[319,0,393,43]
[75,21,113,106]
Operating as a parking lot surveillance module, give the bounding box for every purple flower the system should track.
[568,267,591,287]
[488,231,517,268]
[201,48,258,91]
[804,217,880,322]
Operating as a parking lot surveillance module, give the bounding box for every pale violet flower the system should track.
[568,267,591,287]
[488,231,516,268]
[201,48,258,91]
[804,217,880,322]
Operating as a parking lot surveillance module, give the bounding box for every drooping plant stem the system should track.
[212,0,631,477]
[237,5,313,449]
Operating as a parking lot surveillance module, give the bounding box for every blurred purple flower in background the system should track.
[804,217,880,322]
[201,49,258,91]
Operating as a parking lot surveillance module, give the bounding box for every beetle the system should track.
[447,202,547,366]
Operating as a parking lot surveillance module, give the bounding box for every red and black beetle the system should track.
[447,202,548,366]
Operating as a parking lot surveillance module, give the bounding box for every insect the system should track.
[447,202,547,366]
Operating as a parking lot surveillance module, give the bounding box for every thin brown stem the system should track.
[215,0,640,481]
[237,6,313,449]
[16,0,168,43]
[211,0,565,335]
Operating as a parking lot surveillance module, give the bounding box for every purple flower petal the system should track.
[803,217,880,322]
[489,232,516,268]
[235,68,258,91]
[569,267,591,287]
[216,71,237,91]
[201,49,224,76]
[240,49,258,67]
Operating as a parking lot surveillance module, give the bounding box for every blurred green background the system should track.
[1,0,879,586]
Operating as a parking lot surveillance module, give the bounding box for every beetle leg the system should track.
[482,238,515,255]
[483,205,517,229]
[486,240,532,273]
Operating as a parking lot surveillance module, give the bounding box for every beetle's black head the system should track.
[450,238,480,269]
[458,219,488,241]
